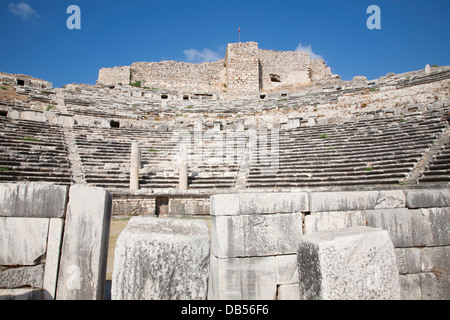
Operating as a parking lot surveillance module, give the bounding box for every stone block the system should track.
[405,189,450,208]
[208,255,277,300]
[56,185,112,300]
[275,254,298,285]
[277,284,300,300]
[405,189,450,209]
[421,208,450,246]
[211,212,302,258]
[43,218,64,300]
[419,273,450,300]
[297,226,400,300]
[0,264,44,289]
[304,211,366,234]
[365,208,425,247]
[0,217,49,265]
[112,217,210,300]
[0,288,43,300]
[399,274,421,300]
[420,246,449,274]
[395,248,421,274]
[310,190,405,212]
[210,192,308,216]
[0,183,68,218]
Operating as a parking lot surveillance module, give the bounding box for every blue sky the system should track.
[1,0,449,88]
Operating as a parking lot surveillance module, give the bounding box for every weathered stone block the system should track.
[0,264,44,289]
[419,272,450,300]
[0,288,43,300]
[0,217,49,265]
[421,208,450,246]
[310,190,405,212]
[56,185,112,300]
[365,208,425,247]
[406,189,450,208]
[275,254,298,285]
[112,217,210,300]
[395,247,421,275]
[0,183,68,218]
[210,192,308,216]
[43,218,64,300]
[277,284,300,300]
[304,211,366,234]
[297,226,400,300]
[211,212,302,258]
[208,255,277,300]
[399,274,421,300]
[420,246,449,274]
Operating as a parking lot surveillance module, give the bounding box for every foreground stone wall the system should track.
[209,189,449,300]
[0,183,112,300]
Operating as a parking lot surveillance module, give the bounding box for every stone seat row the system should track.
[0,118,72,184]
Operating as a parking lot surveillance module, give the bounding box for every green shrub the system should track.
[130,80,141,88]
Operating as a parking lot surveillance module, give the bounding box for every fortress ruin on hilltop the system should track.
[97,41,335,97]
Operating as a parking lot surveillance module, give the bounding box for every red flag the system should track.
[239,26,241,33]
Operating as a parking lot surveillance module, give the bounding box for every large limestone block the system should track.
[0,264,44,289]
[304,211,366,234]
[365,208,425,247]
[310,190,405,212]
[0,217,49,265]
[405,189,450,209]
[112,217,210,300]
[56,185,112,300]
[208,255,277,300]
[211,212,302,258]
[0,183,68,218]
[297,226,400,300]
[210,192,308,216]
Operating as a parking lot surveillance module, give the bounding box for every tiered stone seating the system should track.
[73,125,237,190]
[0,117,71,184]
[246,111,448,188]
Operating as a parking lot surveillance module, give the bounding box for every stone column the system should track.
[425,64,431,74]
[130,142,140,190]
[179,144,188,191]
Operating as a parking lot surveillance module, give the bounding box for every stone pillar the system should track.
[130,142,140,190]
[179,144,188,191]
[425,64,431,74]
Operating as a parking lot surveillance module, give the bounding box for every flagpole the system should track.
[239,26,241,42]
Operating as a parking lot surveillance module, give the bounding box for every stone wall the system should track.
[97,66,131,86]
[258,49,311,91]
[225,41,260,96]
[131,60,225,93]
[0,183,112,300]
[96,41,334,96]
[111,192,210,217]
[0,72,52,89]
[209,189,449,300]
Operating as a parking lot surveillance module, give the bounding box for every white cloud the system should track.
[9,2,39,21]
[295,43,323,60]
[183,48,221,63]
